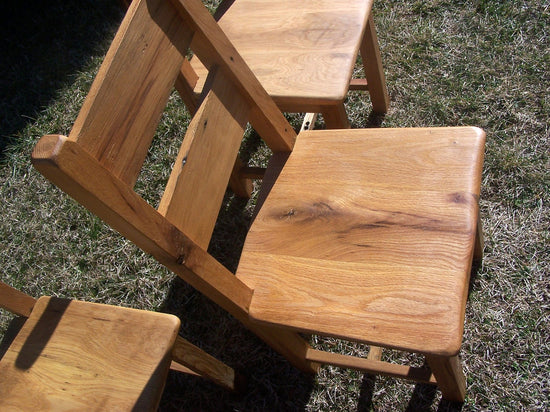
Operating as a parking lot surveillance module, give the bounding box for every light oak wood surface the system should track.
[0,278,242,405]
[32,134,254,321]
[172,335,237,390]
[70,0,191,186]
[306,348,436,384]
[33,0,318,375]
[237,127,485,356]
[172,0,297,151]
[188,0,389,122]
[158,68,250,249]
[0,296,179,411]
[191,0,373,108]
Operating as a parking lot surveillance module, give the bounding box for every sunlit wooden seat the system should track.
[0,282,238,411]
[237,126,484,362]
[184,0,389,128]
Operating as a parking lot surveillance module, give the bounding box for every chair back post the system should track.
[0,281,36,317]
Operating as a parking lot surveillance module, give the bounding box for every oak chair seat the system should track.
[0,296,178,411]
[187,0,389,128]
[0,282,239,411]
[237,127,485,356]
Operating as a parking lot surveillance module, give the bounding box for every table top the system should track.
[191,0,373,110]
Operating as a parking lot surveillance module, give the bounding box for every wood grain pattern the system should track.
[237,127,485,356]
[190,0,373,109]
[0,297,179,411]
[32,135,253,320]
[171,0,296,152]
[172,335,237,391]
[0,281,36,317]
[32,0,320,374]
[32,134,319,374]
[70,0,192,186]
[158,69,249,249]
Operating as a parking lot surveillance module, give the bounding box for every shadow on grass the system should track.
[0,0,123,157]
[365,111,386,128]
[160,286,315,410]
[357,373,377,411]
[0,316,26,359]
[2,2,314,407]
[156,194,315,410]
[357,371,465,411]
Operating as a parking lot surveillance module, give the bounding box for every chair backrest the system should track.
[31,0,295,322]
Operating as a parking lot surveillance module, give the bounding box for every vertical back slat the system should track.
[69,0,193,186]
[159,68,250,249]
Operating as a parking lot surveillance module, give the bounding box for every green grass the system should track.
[1,0,549,410]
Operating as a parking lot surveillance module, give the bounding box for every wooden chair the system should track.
[0,281,239,410]
[31,0,485,403]
[134,0,390,197]
[180,0,389,127]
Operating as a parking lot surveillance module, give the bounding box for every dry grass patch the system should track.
[1,0,548,410]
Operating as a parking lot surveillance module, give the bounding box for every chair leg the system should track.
[425,354,466,402]
[171,336,241,391]
[229,157,253,198]
[321,103,351,129]
[251,324,320,374]
[360,14,389,114]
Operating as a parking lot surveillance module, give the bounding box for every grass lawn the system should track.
[1,0,548,410]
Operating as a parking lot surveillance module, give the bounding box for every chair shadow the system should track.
[365,111,386,128]
[157,193,314,410]
[0,0,123,158]
[0,316,26,360]
[2,1,313,407]
[357,373,377,411]
[405,383,439,411]
[357,375,465,411]
[12,298,71,370]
